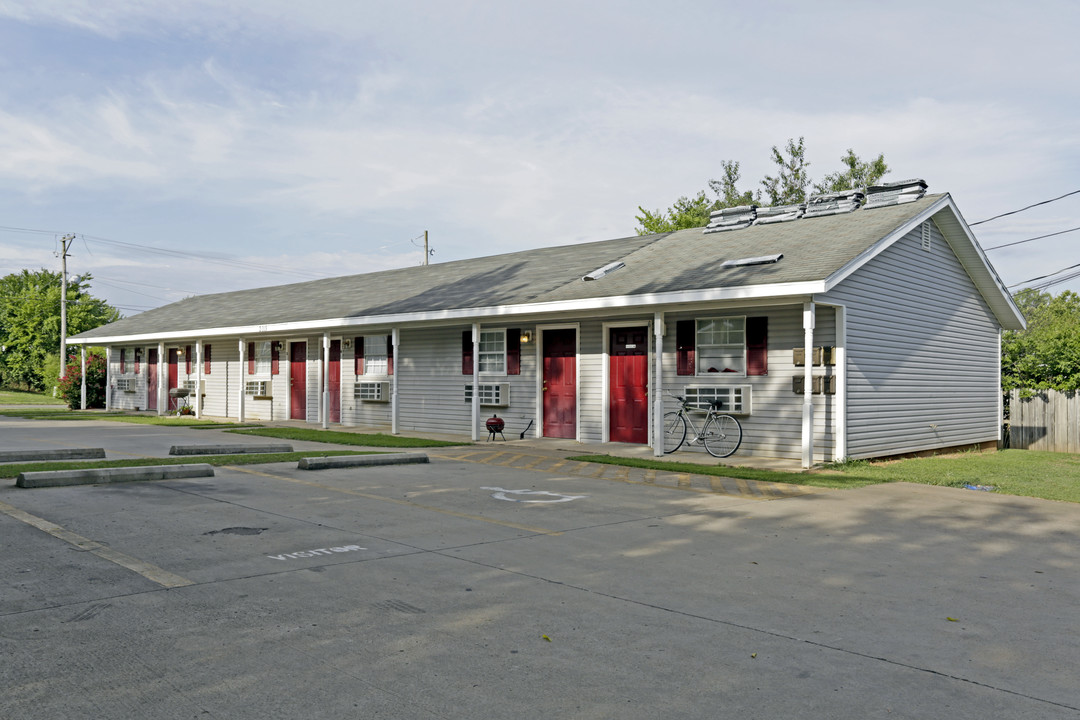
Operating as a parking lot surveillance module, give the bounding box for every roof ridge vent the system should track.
[803,189,864,218]
[704,204,757,234]
[753,202,806,225]
[582,260,626,281]
[863,178,928,209]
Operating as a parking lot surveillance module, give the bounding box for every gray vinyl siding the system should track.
[660,305,835,462]
[342,334,392,429]
[578,323,603,442]
[392,325,537,438]
[822,221,1001,458]
[203,344,239,419]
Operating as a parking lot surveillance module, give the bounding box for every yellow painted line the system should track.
[548,459,568,472]
[226,466,562,536]
[734,477,757,496]
[521,456,548,469]
[497,453,526,466]
[0,500,194,588]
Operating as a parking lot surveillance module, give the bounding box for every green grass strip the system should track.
[228,426,469,448]
[0,408,248,427]
[566,455,881,490]
[0,450,379,479]
[0,390,67,406]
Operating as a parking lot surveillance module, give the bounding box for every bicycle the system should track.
[662,393,743,458]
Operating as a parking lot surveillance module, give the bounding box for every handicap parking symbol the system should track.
[481,486,587,503]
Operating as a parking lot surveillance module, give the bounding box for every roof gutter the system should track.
[68,279,828,345]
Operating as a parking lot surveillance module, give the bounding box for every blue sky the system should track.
[0,0,1077,315]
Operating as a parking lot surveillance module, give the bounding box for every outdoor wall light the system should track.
[520,331,532,343]
[342,339,353,349]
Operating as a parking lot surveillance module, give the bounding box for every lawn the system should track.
[569,449,1080,503]
[0,408,247,427]
[228,426,469,448]
[0,390,67,406]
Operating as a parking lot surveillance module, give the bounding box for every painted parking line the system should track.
[226,466,563,536]
[0,500,194,589]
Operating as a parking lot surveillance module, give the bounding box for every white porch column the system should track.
[105,346,112,411]
[157,342,166,416]
[833,304,847,462]
[195,341,203,419]
[322,332,330,429]
[653,312,665,457]
[471,323,480,441]
[238,339,246,423]
[80,346,87,410]
[802,302,816,468]
[391,328,400,435]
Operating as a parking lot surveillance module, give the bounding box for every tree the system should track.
[0,269,120,391]
[634,139,890,235]
[1001,289,1080,391]
[56,350,108,409]
[760,137,812,206]
[813,149,889,194]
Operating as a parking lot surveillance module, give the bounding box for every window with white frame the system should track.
[253,341,273,377]
[696,317,746,375]
[684,385,749,414]
[479,329,506,374]
[363,335,389,376]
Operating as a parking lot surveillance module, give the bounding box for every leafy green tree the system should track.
[635,191,717,235]
[1002,289,1080,391]
[760,137,812,205]
[634,139,889,234]
[0,269,119,391]
[813,149,889,194]
[57,350,108,409]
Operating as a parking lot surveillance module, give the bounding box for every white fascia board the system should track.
[822,194,1025,331]
[68,280,827,345]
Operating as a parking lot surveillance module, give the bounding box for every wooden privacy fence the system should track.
[1009,389,1080,452]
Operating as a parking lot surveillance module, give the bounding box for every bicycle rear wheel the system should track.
[662,412,687,454]
[702,414,742,458]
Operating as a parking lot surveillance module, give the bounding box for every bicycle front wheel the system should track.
[662,412,687,454]
[702,414,742,458]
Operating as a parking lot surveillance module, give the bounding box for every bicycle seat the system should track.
[710,400,726,410]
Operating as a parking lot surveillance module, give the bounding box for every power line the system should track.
[984,225,1080,251]
[970,189,1080,226]
[1009,261,1080,291]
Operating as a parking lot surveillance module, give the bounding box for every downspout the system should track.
[391,328,400,435]
[802,302,815,468]
[653,313,665,457]
[471,323,480,442]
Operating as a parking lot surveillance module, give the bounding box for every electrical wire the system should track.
[984,225,1080,250]
[970,189,1080,226]
[1008,261,1080,291]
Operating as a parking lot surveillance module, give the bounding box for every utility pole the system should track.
[58,234,74,379]
[424,230,429,266]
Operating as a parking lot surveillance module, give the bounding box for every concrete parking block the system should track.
[16,463,215,488]
[297,453,429,470]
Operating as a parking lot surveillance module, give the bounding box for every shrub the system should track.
[56,351,107,409]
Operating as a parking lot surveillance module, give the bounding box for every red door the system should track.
[290,342,307,420]
[146,348,158,411]
[543,329,577,439]
[167,348,179,411]
[328,340,341,423]
[610,327,648,444]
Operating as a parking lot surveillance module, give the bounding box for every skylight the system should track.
[721,254,783,268]
[582,260,626,281]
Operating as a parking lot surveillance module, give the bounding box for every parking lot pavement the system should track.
[2,421,1080,718]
